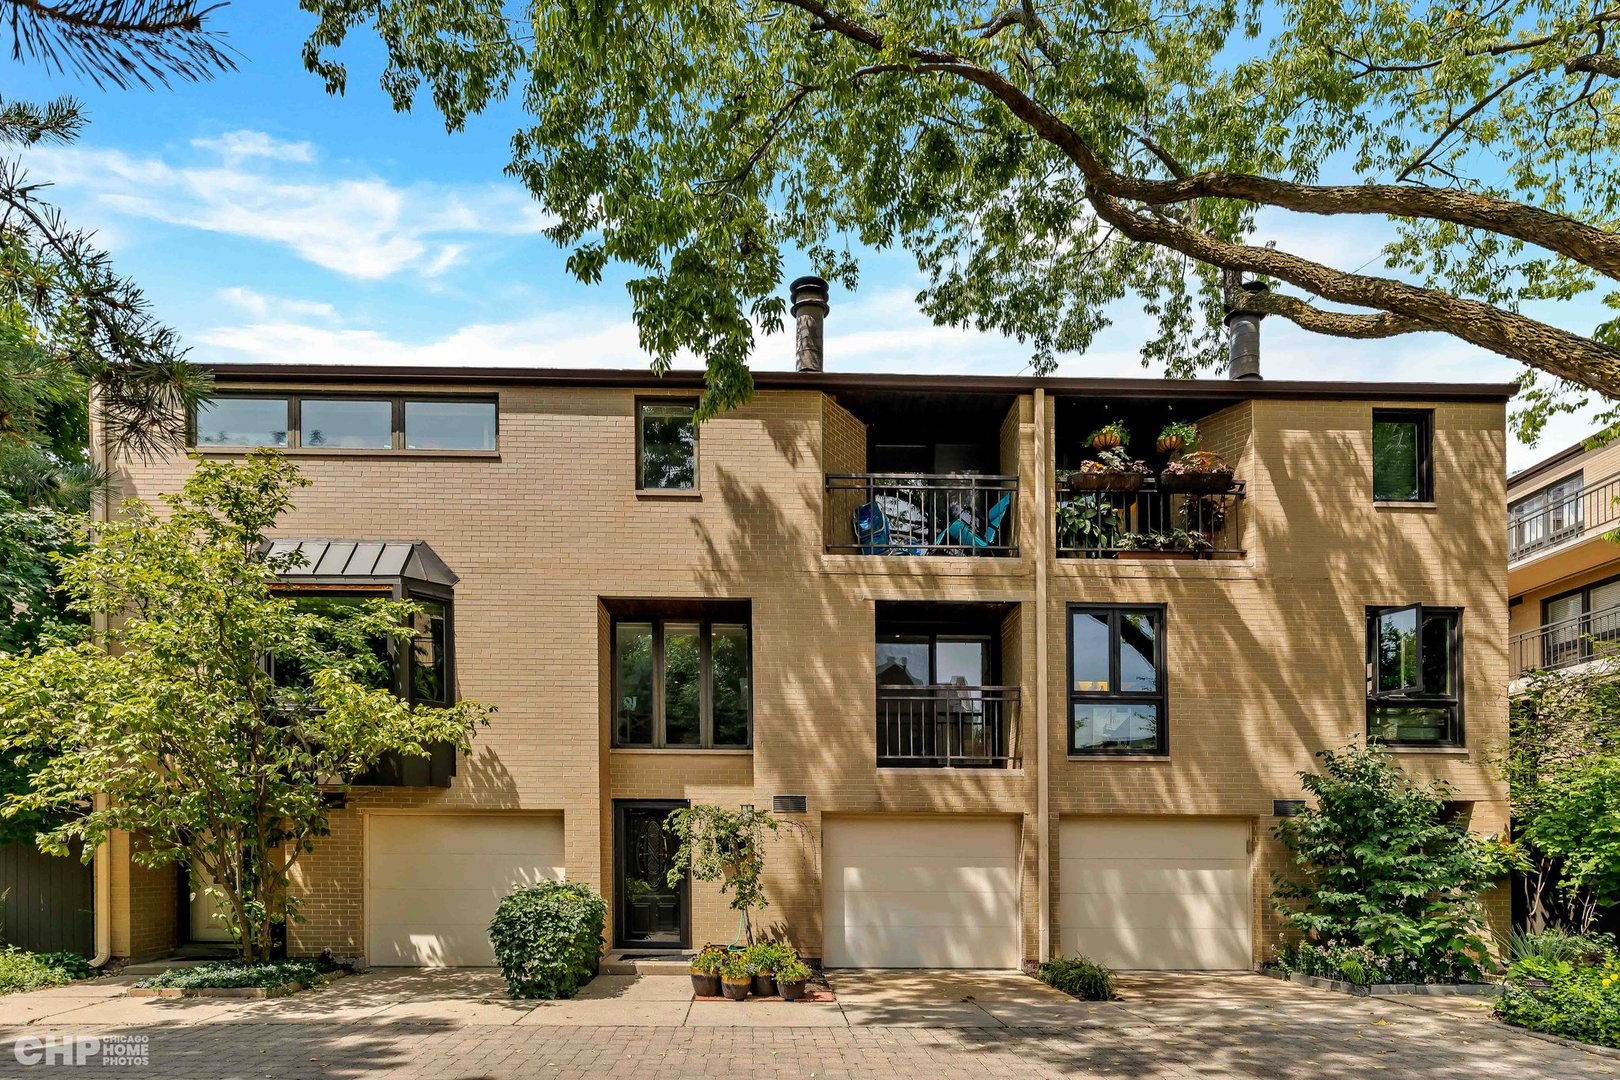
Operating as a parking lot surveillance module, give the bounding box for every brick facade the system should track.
[104,374,1512,967]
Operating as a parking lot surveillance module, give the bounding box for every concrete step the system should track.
[601,952,694,975]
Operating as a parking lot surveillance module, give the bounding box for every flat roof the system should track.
[202,362,1518,403]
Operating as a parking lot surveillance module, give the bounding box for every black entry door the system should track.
[615,802,688,948]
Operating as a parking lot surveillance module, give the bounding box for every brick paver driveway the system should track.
[0,970,1610,1079]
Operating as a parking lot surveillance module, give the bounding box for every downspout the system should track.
[1033,387,1051,963]
[87,385,112,969]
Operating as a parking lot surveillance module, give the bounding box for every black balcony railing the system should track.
[875,685,1019,768]
[1056,479,1245,558]
[1508,474,1620,560]
[1510,603,1620,678]
[827,473,1018,556]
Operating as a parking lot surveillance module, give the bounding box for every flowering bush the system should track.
[1496,956,1620,1048]
[1271,940,1475,986]
[1078,448,1150,475]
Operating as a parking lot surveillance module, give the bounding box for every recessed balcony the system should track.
[1510,602,1620,679]
[827,473,1018,556]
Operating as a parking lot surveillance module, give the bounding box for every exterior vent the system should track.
[790,275,829,372]
[772,794,808,814]
[1272,799,1307,818]
[1224,280,1267,380]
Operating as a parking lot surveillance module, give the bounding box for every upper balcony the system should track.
[1508,469,1615,565]
[823,389,1022,559]
[1053,396,1248,560]
[1510,602,1620,681]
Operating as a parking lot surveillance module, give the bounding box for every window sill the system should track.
[635,489,703,500]
[610,747,752,756]
[1067,753,1170,762]
[192,447,500,460]
[1373,500,1438,510]
[1382,745,1469,755]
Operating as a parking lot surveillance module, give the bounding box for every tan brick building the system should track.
[99,301,1514,971]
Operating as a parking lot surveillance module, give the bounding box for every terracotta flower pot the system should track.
[1156,436,1184,453]
[691,973,720,997]
[722,979,751,1002]
[1091,432,1122,449]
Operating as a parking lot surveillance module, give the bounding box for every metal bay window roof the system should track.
[262,538,459,589]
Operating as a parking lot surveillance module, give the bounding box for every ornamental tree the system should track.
[0,452,490,961]
[305,0,1620,434]
[664,803,780,944]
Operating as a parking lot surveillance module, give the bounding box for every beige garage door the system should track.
[1060,818,1251,970]
[366,813,565,967]
[823,817,1020,969]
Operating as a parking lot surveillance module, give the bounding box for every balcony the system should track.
[1056,478,1245,558]
[876,685,1020,768]
[827,473,1018,556]
[1508,473,1620,562]
[1510,603,1620,679]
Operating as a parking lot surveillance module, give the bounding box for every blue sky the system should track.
[7,5,1601,471]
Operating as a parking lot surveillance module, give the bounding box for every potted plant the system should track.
[1057,497,1126,552]
[720,952,752,1001]
[1069,447,1152,492]
[1088,421,1129,449]
[1157,421,1198,454]
[747,942,794,997]
[1160,449,1234,493]
[1132,529,1214,558]
[776,957,812,1002]
[690,944,724,997]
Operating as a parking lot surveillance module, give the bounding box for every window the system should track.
[195,396,290,448]
[1372,409,1433,502]
[270,592,394,692]
[409,597,451,705]
[637,400,697,490]
[193,394,496,452]
[1510,474,1584,556]
[613,617,749,748]
[270,590,454,707]
[1366,605,1461,745]
[1067,605,1166,754]
[1541,575,1620,667]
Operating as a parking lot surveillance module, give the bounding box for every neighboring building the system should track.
[1508,435,1620,688]
[97,282,1514,970]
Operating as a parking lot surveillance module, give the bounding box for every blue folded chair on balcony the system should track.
[937,491,1013,552]
[853,501,891,554]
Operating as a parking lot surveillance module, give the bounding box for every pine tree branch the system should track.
[4,1,236,89]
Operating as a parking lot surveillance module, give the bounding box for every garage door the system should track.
[366,813,564,967]
[823,817,1020,969]
[1059,818,1251,970]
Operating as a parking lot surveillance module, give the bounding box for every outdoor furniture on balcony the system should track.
[826,473,1018,556]
[1510,603,1620,678]
[875,684,1019,768]
[1056,478,1245,558]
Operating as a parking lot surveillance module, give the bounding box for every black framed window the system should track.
[270,589,455,707]
[637,400,698,490]
[1541,575,1620,667]
[194,393,497,452]
[271,591,394,691]
[1372,409,1433,502]
[1510,473,1584,556]
[1366,605,1461,745]
[1067,605,1166,754]
[613,617,750,748]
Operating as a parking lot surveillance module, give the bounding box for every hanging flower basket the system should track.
[1156,435,1185,454]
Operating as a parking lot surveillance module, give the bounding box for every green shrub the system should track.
[132,960,331,990]
[0,948,89,994]
[1504,928,1615,967]
[1272,940,1467,986]
[775,957,811,983]
[1496,957,1620,1048]
[1036,956,1116,1000]
[745,941,796,975]
[487,880,607,1000]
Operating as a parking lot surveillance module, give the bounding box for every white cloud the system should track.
[191,130,316,165]
[22,136,554,280]
[217,286,340,324]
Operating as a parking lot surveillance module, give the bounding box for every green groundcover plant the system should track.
[1035,956,1116,1000]
[487,880,607,1000]
[1496,955,1620,1048]
[132,960,337,991]
[0,949,89,995]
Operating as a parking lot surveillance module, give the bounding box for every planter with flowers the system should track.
[1159,450,1234,493]
[719,952,752,1001]
[689,944,725,997]
[1156,421,1198,455]
[1069,447,1152,492]
[1088,421,1129,450]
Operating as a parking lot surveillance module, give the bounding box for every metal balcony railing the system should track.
[1056,479,1245,558]
[826,473,1018,556]
[1510,603,1620,678]
[876,685,1020,768]
[1508,473,1620,561]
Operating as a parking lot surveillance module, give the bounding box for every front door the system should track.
[615,802,688,948]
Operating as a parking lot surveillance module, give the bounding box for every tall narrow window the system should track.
[1366,605,1461,745]
[611,616,750,748]
[1372,409,1433,502]
[1067,605,1167,754]
[637,401,698,490]
[409,597,450,705]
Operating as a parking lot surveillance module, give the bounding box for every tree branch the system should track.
[1567,52,1620,77]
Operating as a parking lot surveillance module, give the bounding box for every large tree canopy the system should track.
[303,0,1620,433]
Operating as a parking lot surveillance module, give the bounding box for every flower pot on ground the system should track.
[721,978,751,1001]
[745,941,796,998]
[690,944,725,997]
[1160,450,1233,493]
[776,958,812,1001]
[720,953,751,1001]
[751,974,777,997]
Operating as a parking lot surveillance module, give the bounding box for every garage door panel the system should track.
[822,817,1020,969]
[366,813,564,967]
[1059,819,1251,972]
